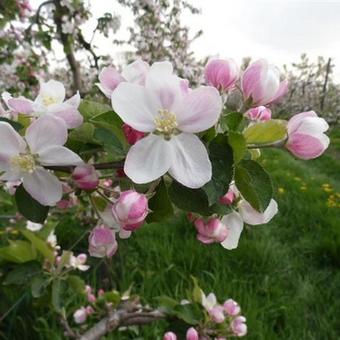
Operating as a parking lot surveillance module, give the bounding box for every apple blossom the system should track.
[223,299,241,316]
[245,106,272,121]
[186,327,199,340]
[231,316,247,337]
[221,199,278,250]
[26,221,43,231]
[97,59,150,98]
[163,331,177,340]
[0,115,83,206]
[112,190,149,231]
[73,307,87,324]
[111,61,222,188]
[201,292,217,311]
[194,218,228,244]
[241,59,288,106]
[72,164,99,190]
[67,253,89,271]
[88,225,118,258]
[123,123,145,145]
[210,305,225,323]
[285,111,329,160]
[204,58,239,91]
[3,80,83,128]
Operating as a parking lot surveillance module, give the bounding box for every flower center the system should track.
[154,109,178,139]
[42,95,58,106]
[11,154,36,173]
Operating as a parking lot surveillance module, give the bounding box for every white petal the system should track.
[23,168,62,206]
[145,64,182,111]
[35,80,65,106]
[297,117,329,137]
[176,86,222,133]
[47,101,83,129]
[149,61,173,75]
[221,211,244,250]
[111,83,157,132]
[25,115,68,153]
[121,59,149,85]
[0,122,26,170]
[124,134,172,184]
[38,146,83,166]
[238,199,278,225]
[99,205,120,231]
[168,133,212,189]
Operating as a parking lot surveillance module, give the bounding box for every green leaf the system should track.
[15,185,49,223]
[0,240,37,263]
[235,160,273,212]
[21,230,55,263]
[154,296,179,313]
[244,120,287,145]
[52,279,67,312]
[3,262,41,285]
[78,100,111,120]
[191,276,203,304]
[221,112,244,132]
[168,181,231,216]
[147,180,173,222]
[31,274,49,298]
[67,275,85,294]
[68,122,99,144]
[228,131,246,163]
[173,303,203,325]
[0,117,23,131]
[203,134,233,205]
[94,127,125,156]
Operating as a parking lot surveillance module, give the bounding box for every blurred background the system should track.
[0,0,339,339]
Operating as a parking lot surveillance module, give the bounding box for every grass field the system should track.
[1,130,340,340]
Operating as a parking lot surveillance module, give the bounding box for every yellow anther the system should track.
[154,109,178,137]
[11,154,36,173]
[42,95,58,106]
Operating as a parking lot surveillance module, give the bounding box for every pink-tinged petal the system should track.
[241,60,264,100]
[7,97,34,114]
[64,92,81,107]
[111,82,157,132]
[124,134,172,184]
[23,168,62,206]
[97,66,125,98]
[25,115,68,153]
[221,212,244,250]
[238,199,278,225]
[48,102,83,129]
[286,133,328,160]
[176,86,222,133]
[145,62,182,110]
[269,79,289,104]
[35,80,66,106]
[287,111,317,134]
[0,122,26,170]
[0,170,22,181]
[296,117,329,137]
[168,133,212,189]
[38,145,83,166]
[121,59,149,85]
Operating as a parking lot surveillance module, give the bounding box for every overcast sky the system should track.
[31,0,340,79]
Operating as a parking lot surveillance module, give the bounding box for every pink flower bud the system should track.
[123,123,145,145]
[285,111,329,160]
[85,306,94,315]
[231,316,247,337]
[204,58,239,91]
[224,299,241,316]
[186,327,199,340]
[77,254,87,264]
[87,293,97,303]
[98,289,105,297]
[88,225,118,258]
[85,285,92,294]
[209,305,225,323]
[72,164,99,191]
[219,190,235,205]
[73,307,87,324]
[245,106,272,121]
[112,190,149,231]
[194,218,228,244]
[163,331,177,340]
[241,59,288,106]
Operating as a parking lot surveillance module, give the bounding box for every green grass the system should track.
[1,132,340,339]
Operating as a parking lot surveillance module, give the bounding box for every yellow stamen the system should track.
[11,154,36,173]
[154,109,178,138]
[42,95,58,106]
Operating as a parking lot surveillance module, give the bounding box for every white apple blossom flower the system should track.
[201,291,217,311]
[0,115,83,206]
[68,253,89,271]
[2,80,83,128]
[221,199,278,250]
[111,61,222,188]
[26,221,43,231]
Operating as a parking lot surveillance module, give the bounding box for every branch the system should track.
[79,307,165,340]
[77,31,100,69]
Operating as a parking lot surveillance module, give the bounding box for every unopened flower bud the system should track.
[112,190,148,231]
[163,331,177,340]
[88,225,118,258]
[224,299,241,316]
[245,106,272,121]
[186,327,199,340]
[73,307,87,324]
[219,190,235,205]
[72,164,99,190]
[195,218,228,244]
[231,316,247,337]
